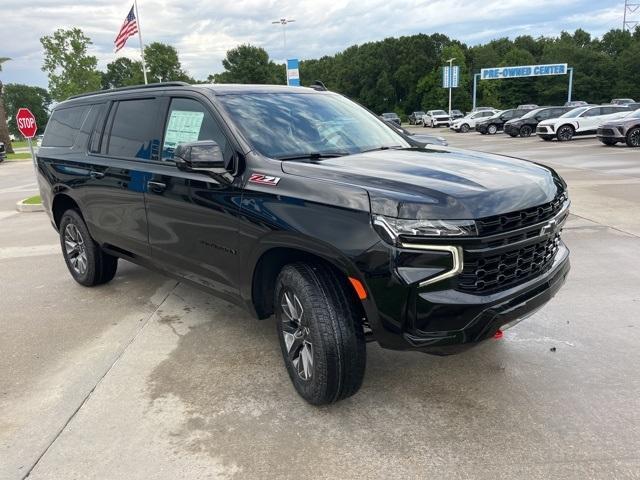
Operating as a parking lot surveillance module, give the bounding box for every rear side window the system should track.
[42,106,90,147]
[74,104,105,151]
[107,98,161,160]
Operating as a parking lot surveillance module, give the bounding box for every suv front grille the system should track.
[598,128,616,136]
[458,233,561,293]
[475,192,567,236]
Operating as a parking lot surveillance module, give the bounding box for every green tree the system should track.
[3,84,52,136]
[40,28,101,101]
[102,57,145,89]
[212,45,284,84]
[144,42,192,83]
[0,57,14,154]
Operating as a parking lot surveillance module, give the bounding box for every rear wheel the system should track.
[487,124,498,135]
[59,209,118,286]
[275,262,366,405]
[556,125,574,142]
[519,125,533,137]
[626,127,640,147]
[460,123,470,133]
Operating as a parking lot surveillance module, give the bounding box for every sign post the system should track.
[16,108,38,170]
[443,61,459,116]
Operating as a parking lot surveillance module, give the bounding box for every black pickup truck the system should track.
[36,83,570,404]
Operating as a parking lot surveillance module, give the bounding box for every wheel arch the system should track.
[51,191,83,229]
[245,235,370,321]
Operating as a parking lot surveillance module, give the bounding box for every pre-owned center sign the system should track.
[481,63,568,80]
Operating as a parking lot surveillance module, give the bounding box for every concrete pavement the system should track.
[2,135,640,479]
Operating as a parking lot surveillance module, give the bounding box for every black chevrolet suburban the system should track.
[36,83,570,404]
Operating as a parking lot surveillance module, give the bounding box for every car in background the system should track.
[422,110,451,127]
[381,112,401,126]
[450,109,464,120]
[517,104,539,110]
[450,110,498,133]
[611,98,635,105]
[537,105,631,141]
[476,109,527,135]
[470,106,496,113]
[408,111,425,125]
[504,106,575,138]
[626,102,640,111]
[565,100,589,107]
[0,142,5,163]
[384,120,448,146]
[36,134,44,148]
[597,109,640,147]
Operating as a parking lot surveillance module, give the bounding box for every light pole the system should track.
[447,58,456,117]
[272,18,296,54]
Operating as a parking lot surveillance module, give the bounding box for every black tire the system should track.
[59,209,118,286]
[520,125,533,137]
[556,125,574,142]
[460,123,470,133]
[600,138,617,146]
[540,135,553,141]
[275,262,366,405]
[626,127,640,147]
[487,124,498,135]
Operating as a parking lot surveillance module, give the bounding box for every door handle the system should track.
[89,170,105,179]
[147,181,166,193]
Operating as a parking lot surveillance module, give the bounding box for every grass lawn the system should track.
[7,152,32,161]
[23,195,42,205]
[11,140,31,149]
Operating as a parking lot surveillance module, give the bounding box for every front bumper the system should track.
[369,244,570,355]
[536,125,555,135]
[503,124,520,135]
[597,127,625,141]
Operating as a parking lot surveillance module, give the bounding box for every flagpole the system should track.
[134,0,148,84]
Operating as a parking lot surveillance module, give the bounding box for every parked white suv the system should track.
[422,110,451,128]
[536,105,631,141]
[450,110,498,133]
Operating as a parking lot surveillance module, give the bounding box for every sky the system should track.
[0,0,632,88]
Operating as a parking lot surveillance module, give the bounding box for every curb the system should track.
[16,199,44,213]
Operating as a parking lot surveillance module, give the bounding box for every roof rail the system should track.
[68,82,190,100]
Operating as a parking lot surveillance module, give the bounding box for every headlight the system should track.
[373,215,477,243]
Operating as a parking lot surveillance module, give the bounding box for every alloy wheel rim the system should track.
[489,125,497,134]
[280,290,313,381]
[64,223,88,275]
[559,127,572,141]
[630,129,640,147]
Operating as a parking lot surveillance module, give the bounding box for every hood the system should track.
[601,117,639,128]
[281,148,562,220]
[429,113,450,118]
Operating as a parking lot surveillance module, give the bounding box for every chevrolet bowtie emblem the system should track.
[540,219,557,236]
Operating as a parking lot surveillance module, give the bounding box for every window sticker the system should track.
[163,110,205,154]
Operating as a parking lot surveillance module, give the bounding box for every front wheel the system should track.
[59,209,118,286]
[275,263,366,405]
[556,125,574,142]
[626,127,640,147]
[520,125,533,137]
[460,123,470,133]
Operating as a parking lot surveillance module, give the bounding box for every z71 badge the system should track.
[249,173,281,186]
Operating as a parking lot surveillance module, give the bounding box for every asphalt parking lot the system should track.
[2,132,640,479]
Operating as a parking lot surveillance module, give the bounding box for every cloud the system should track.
[0,0,626,87]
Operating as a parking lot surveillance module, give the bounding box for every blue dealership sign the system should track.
[442,65,459,88]
[481,63,568,80]
[287,59,300,86]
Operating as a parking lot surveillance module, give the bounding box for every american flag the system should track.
[114,6,138,52]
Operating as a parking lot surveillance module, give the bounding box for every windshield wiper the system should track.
[276,152,349,161]
[360,145,405,153]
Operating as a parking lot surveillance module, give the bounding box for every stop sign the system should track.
[16,108,38,139]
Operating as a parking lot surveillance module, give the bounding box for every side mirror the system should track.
[174,140,225,171]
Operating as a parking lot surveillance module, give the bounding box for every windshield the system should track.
[431,110,447,116]
[218,92,409,159]
[623,109,640,119]
[414,111,425,116]
[382,113,398,118]
[560,107,590,118]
